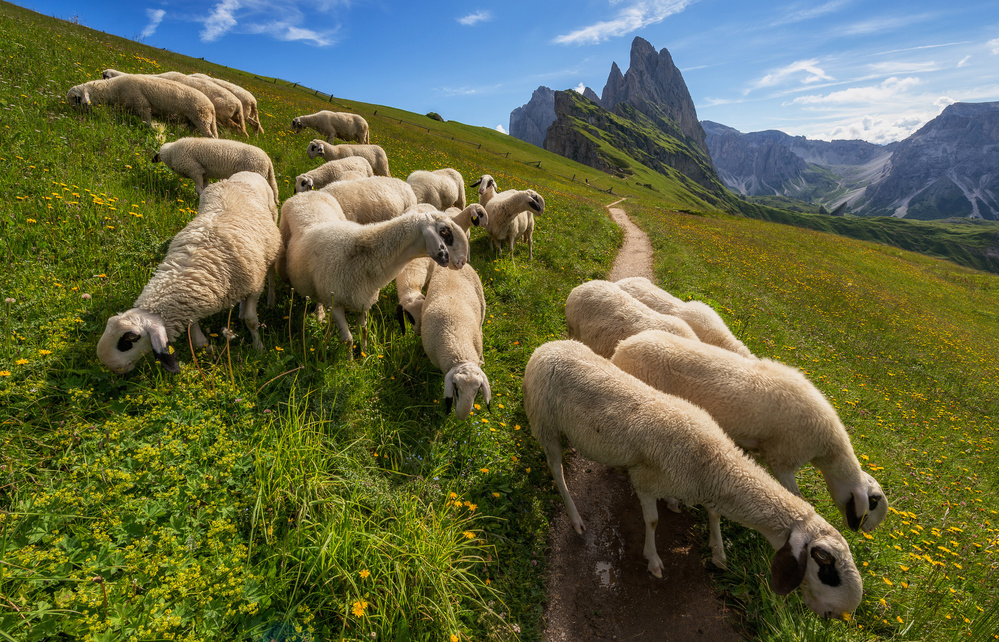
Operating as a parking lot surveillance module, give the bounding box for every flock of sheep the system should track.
[524,278,889,619]
[70,68,541,419]
[70,68,885,621]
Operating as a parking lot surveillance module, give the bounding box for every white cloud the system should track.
[769,0,850,27]
[748,59,833,92]
[990,38,999,55]
[496,124,508,134]
[201,0,240,42]
[823,113,932,144]
[458,10,492,26]
[573,82,586,94]
[957,56,971,68]
[554,0,698,46]
[790,76,921,105]
[841,13,934,37]
[141,8,165,38]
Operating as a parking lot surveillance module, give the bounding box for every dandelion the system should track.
[480,468,489,474]
[359,569,370,579]
[449,492,458,499]
[351,600,368,617]
[463,531,475,540]
[16,359,28,365]
[39,349,52,355]
[0,371,10,377]
[451,635,459,642]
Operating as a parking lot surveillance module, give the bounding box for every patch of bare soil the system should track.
[540,201,744,641]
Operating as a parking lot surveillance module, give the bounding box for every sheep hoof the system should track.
[711,554,728,570]
[665,497,681,513]
[572,521,586,535]
[648,559,664,578]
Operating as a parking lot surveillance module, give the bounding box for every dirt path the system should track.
[540,200,743,641]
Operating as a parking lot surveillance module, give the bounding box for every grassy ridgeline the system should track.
[2,2,999,641]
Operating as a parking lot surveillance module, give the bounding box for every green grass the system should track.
[1,2,999,641]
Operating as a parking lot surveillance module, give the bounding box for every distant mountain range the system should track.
[509,38,999,221]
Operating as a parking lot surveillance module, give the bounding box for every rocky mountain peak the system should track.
[508,86,557,148]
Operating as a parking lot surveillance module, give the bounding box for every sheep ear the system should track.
[146,321,179,373]
[480,376,492,412]
[770,533,808,595]
[844,493,865,532]
[151,153,160,163]
[116,331,141,352]
[810,546,842,588]
[470,178,482,187]
[528,194,543,212]
[396,304,408,333]
[444,370,456,414]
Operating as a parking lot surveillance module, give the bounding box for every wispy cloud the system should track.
[748,59,833,93]
[957,55,971,68]
[990,38,999,55]
[769,0,850,27]
[458,10,493,26]
[874,41,968,56]
[790,76,921,105]
[201,0,240,42]
[141,9,165,38]
[245,20,338,46]
[840,12,935,37]
[866,60,940,75]
[553,0,698,46]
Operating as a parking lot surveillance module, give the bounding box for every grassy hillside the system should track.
[2,2,999,642]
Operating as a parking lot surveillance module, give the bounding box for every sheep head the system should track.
[97,308,180,374]
[422,213,469,270]
[295,174,315,193]
[467,203,488,227]
[66,83,92,109]
[828,472,889,533]
[290,117,303,132]
[444,362,492,419]
[470,174,496,198]
[306,140,326,159]
[101,68,125,79]
[770,515,863,619]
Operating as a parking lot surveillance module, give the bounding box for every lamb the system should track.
[96,172,282,374]
[67,74,218,138]
[421,261,491,418]
[306,140,391,177]
[564,279,698,358]
[470,174,542,260]
[295,156,374,193]
[407,168,467,210]
[320,176,417,224]
[157,71,247,136]
[275,190,346,281]
[395,204,487,334]
[191,73,264,133]
[616,276,754,358]
[522,339,863,619]
[153,137,280,205]
[610,329,889,534]
[292,110,370,144]
[283,209,470,350]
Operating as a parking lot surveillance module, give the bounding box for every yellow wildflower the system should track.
[359,569,370,579]
[351,601,368,618]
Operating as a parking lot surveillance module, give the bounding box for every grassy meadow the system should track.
[2,2,998,641]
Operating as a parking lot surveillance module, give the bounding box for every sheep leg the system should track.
[239,294,264,351]
[542,440,585,534]
[193,172,206,195]
[358,310,368,353]
[188,321,208,349]
[707,509,728,569]
[775,470,802,496]
[637,491,665,578]
[665,497,682,513]
[327,305,353,346]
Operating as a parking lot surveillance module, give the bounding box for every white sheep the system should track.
[276,190,346,282]
[295,156,374,193]
[522,339,864,619]
[306,140,391,177]
[292,110,369,144]
[153,137,280,205]
[191,73,264,133]
[564,279,698,358]
[616,276,754,358]
[611,329,889,534]
[283,209,470,350]
[470,174,542,260]
[67,75,218,138]
[395,204,487,334]
[320,176,417,225]
[421,261,491,418]
[96,172,281,373]
[407,168,467,210]
[156,71,246,136]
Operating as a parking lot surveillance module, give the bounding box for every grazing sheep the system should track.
[611,329,889,534]
[616,276,754,358]
[152,137,280,205]
[306,140,391,177]
[320,176,417,224]
[470,174,542,260]
[292,110,369,144]
[96,172,281,373]
[395,204,487,334]
[564,279,698,358]
[276,190,346,282]
[283,210,470,350]
[421,261,490,418]
[407,168,467,210]
[156,71,246,136]
[191,73,264,133]
[67,75,218,138]
[295,156,374,193]
[522,339,863,619]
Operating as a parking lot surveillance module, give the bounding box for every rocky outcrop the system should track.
[509,86,557,148]
[601,37,708,158]
[857,102,999,220]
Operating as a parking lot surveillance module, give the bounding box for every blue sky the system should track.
[17,0,999,144]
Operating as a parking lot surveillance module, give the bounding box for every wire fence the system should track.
[260,76,626,198]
